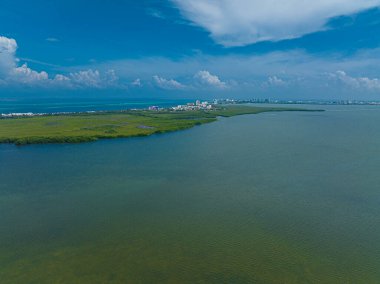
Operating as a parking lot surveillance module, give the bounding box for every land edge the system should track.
[0,107,324,146]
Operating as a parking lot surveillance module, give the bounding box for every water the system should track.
[1,105,380,283]
[0,98,189,114]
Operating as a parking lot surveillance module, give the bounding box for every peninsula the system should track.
[0,104,321,145]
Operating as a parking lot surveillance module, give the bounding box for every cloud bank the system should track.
[0,36,120,89]
[2,35,380,98]
[330,70,380,90]
[95,48,380,97]
[172,0,380,46]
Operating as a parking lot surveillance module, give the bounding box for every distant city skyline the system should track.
[1,0,380,99]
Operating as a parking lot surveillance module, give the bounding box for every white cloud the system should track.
[0,35,122,89]
[265,76,287,87]
[54,74,70,82]
[146,8,166,20]
[68,69,119,88]
[50,69,120,89]
[69,69,100,87]
[4,35,380,98]
[194,70,226,88]
[0,36,17,53]
[0,36,50,84]
[172,0,380,46]
[0,36,17,76]
[12,64,49,83]
[330,70,380,91]
[153,75,185,89]
[46,37,60,42]
[131,78,142,87]
[81,47,380,97]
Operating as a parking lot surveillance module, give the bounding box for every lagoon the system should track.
[1,104,380,283]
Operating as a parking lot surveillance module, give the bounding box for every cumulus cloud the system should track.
[0,36,17,76]
[82,47,380,97]
[132,78,142,87]
[0,36,49,83]
[172,0,380,46]
[330,70,380,91]
[153,75,185,89]
[0,35,122,89]
[4,34,380,98]
[68,69,119,88]
[265,76,287,87]
[12,63,49,83]
[0,36,17,53]
[194,70,226,88]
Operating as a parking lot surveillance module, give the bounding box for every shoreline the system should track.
[0,106,323,145]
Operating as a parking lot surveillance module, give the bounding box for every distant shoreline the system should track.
[0,105,323,145]
[214,99,380,106]
[1,98,377,118]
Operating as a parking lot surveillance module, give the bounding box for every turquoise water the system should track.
[1,105,380,283]
[0,98,189,113]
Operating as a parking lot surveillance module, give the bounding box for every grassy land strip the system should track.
[0,106,322,145]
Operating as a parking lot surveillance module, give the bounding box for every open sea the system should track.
[1,103,380,283]
[0,98,190,114]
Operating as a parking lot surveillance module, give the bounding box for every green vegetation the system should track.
[0,106,320,145]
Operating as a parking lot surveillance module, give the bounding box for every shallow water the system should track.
[1,105,380,283]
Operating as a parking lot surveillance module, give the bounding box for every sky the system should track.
[1,0,380,100]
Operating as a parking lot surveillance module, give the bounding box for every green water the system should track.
[1,105,380,283]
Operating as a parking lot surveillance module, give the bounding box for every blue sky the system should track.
[1,0,380,99]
